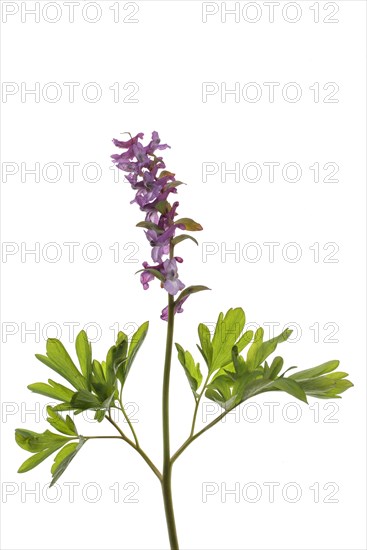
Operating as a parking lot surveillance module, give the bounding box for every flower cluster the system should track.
[111,131,202,319]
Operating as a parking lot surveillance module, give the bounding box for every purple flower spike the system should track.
[111,131,202,319]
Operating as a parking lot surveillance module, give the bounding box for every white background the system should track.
[0,1,366,549]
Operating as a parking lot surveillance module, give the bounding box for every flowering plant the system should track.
[15,132,353,549]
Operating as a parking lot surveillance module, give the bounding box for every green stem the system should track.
[161,293,179,549]
[84,435,123,440]
[189,372,211,437]
[106,414,162,481]
[118,398,140,448]
[171,409,229,464]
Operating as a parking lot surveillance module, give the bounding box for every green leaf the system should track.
[135,267,165,282]
[165,180,186,189]
[50,439,85,487]
[235,330,254,356]
[206,366,274,409]
[91,359,106,385]
[15,429,71,453]
[239,378,276,402]
[211,308,246,373]
[230,345,247,377]
[280,366,298,377]
[297,374,353,399]
[289,360,340,382]
[36,338,88,391]
[75,331,92,388]
[158,170,176,179]
[101,391,117,410]
[175,217,203,231]
[91,382,114,403]
[136,221,163,232]
[118,322,149,386]
[46,406,77,436]
[246,328,292,371]
[18,448,58,473]
[52,403,77,412]
[197,323,213,367]
[287,360,353,398]
[175,285,210,305]
[245,327,264,370]
[94,409,106,422]
[267,357,284,380]
[154,200,170,214]
[271,378,308,403]
[15,425,83,480]
[205,375,238,411]
[175,344,203,398]
[27,380,74,402]
[106,331,128,386]
[201,311,353,411]
[70,390,102,410]
[171,234,199,247]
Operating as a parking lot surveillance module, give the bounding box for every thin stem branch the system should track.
[118,397,140,448]
[106,414,162,481]
[171,409,229,464]
[189,372,211,437]
[84,435,123,440]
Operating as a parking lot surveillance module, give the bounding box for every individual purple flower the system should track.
[145,225,176,263]
[112,132,144,149]
[132,142,151,170]
[111,157,138,173]
[160,294,189,321]
[139,258,185,296]
[140,262,155,290]
[133,184,162,209]
[157,202,185,233]
[125,171,139,186]
[141,187,178,214]
[145,210,160,225]
[146,131,171,155]
[161,259,185,296]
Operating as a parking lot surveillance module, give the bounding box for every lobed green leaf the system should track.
[211,308,246,373]
[176,343,203,398]
[50,439,85,487]
[35,338,88,391]
[75,331,92,388]
[117,321,149,387]
[46,406,77,436]
[27,379,74,403]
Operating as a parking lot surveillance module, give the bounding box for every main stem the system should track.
[162,293,179,549]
